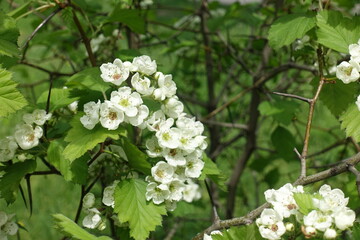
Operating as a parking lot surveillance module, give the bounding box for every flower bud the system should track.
[285,222,294,232]
[324,228,337,239]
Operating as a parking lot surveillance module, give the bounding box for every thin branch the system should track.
[348,164,360,199]
[19,61,73,77]
[307,139,346,158]
[271,92,311,103]
[193,152,360,239]
[201,120,248,130]
[74,186,85,223]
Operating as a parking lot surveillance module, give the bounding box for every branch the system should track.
[271,92,311,103]
[348,164,360,199]
[193,152,360,239]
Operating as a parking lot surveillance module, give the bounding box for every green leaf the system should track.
[293,192,316,215]
[37,88,80,112]
[0,160,36,204]
[316,11,360,53]
[211,224,262,240]
[340,104,360,142]
[114,179,167,240]
[66,68,110,93]
[258,96,299,125]
[0,69,28,117]
[7,1,32,19]
[199,155,220,180]
[47,140,88,184]
[53,214,112,240]
[63,114,126,162]
[0,12,19,43]
[121,138,151,175]
[319,80,358,117]
[268,12,316,49]
[0,39,19,57]
[107,8,145,34]
[271,126,296,160]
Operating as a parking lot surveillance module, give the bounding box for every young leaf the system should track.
[114,179,167,240]
[211,224,262,240]
[268,12,316,49]
[340,104,360,142]
[121,138,151,175]
[316,11,360,53]
[66,67,110,93]
[106,8,145,34]
[0,160,36,204]
[293,192,315,215]
[199,155,227,191]
[0,69,28,117]
[37,88,80,112]
[63,114,126,162]
[53,214,112,240]
[319,80,358,117]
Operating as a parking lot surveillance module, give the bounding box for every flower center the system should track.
[27,133,35,142]
[169,149,177,156]
[344,66,353,76]
[271,224,278,232]
[108,112,117,120]
[113,73,121,80]
[162,132,171,141]
[287,204,297,210]
[119,98,130,107]
[156,169,165,179]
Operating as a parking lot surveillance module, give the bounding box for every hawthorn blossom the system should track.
[99,101,124,130]
[336,61,360,84]
[100,58,131,86]
[68,101,79,113]
[303,210,333,232]
[313,184,349,214]
[146,136,164,158]
[131,72,154,96]
[349,39,360,57]
[256,208,286,240]
[110,87,142,117]
[176,117,204,136]
[145,110,167,132]
[163,148,187,166]
[167,180,185,201]
[80,100,101,130]
[153,72,177,101]
[161,96,184,119]
[83,193,95,209]
[82,208,102,229]
[14,124,43,150]
[184,156,204,178]
[334,208,356,230]
[102,181,119,208]
[126,105,149,127]
[0,212,18,239]
[145,182,170,204]
[0,136,18,162]
[182,180,201,202]
[151,161,175,184]
[324,228,337,239]
[132,55,157,75]
[23,109,52,126]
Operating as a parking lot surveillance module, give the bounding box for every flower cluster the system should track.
[79,55,206,209]
[0,109,51,162]
[0,211,19,239]
[81,193,105,230]
[336,39,360,84]
[256,183,356,240]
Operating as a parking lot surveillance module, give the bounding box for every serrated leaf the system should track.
[53,214,112,240]
[316,11,360,53]
[106,8,145,34]
[199,155,220,180]
[0,39,19,57]
[258,96,299,125]
[66,68,110,93]
[0,69,28,117]
[320,81,358,117]
[293,193,316,215]
[271,126,296,160]
[121,138,151,175]
[47,140,88,184]
[211,224,262,240]
[37,88,80,112]
[63,114,126,162]
[268,12,316,49]
[7,1,32,19]
[340,104,360,142]
[114,179,167,240]
[0,12,19,43]
[0,160,36,204]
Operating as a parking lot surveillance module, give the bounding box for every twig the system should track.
[348,164,360,198]
[201,120,248,130]
[272,92,311,103]
[19,62,73,77]
[193,152,360,239]
[74,186,85,223]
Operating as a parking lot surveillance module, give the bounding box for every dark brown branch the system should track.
[272,92,311,103]
[348,164,360,199]
[19,61,73,77]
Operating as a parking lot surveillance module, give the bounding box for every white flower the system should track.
[146,136,164,158]
[349,40,360,58]
[23,109,52,126]
[80,100,101,130]
[324,228,337,239]
[102,181,118,208]
[68,100,79,113]
[350,56,360,72]
[132,55,157,75]
[14,124,43,150]
[140,0,153,8]
[314,184,348,214]
[100,58,130,86]
[0,212,7,227]
[110,87,142,117]
[303,226,316,237]
[0,137,18,162]
[151,161,175,184]
[90,34,108,53]
[336,61,360,84]
[145,110,166,132]
[126,105,149,127]
[176,117,204,136]
[185,156,204,178]
[83,193,95,209]
[82,208,102,229]
[156,120,181,149]
[203,230,223,240]
[334,208,355,230]
[2,221,18,236]
[356,95,360,111]
[161,96,184,119]
[285,223,294,232]
[99,101,124,130]
[182,180,201,202]
[165,200,177,211]
[303,210,332,232]
[167,180,185,201]
[163,148,187,166]
[153,72,177,101]
[131,72,154,96]
[146,182,170,204]
[256,208,286,240]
